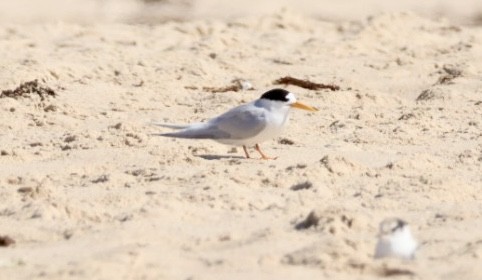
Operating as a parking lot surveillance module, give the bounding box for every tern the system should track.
[153,88,317,159]
[374,218,418,260]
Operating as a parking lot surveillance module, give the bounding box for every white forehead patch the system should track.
[286,92,297,104]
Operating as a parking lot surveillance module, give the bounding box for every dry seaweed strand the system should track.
[203,84,241,93]
[0,235,15,247]
[0,80,56,101]
[274,76,340,91]
[193,79,251,93]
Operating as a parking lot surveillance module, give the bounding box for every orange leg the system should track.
[255,144,277,160]
[242,145,250,159]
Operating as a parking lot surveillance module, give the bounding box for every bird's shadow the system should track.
[196,154,244,160]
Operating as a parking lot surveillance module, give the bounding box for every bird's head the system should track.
[259,88,318,111]
[378,217,409,237]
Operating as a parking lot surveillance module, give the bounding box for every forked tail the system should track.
[149,122,189,130]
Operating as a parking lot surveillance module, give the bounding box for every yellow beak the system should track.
[290,101,318,112]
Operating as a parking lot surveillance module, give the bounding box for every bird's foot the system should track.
[255,144,277,160]
[259,155,278,160]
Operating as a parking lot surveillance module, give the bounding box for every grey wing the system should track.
[152,103,266,140]
[209,103,267,140]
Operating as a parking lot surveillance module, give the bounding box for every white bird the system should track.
[374,218,418,260]
[153,88,317,159]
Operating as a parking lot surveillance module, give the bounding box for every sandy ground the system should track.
[0,1,481,279]
[1,0,482,25]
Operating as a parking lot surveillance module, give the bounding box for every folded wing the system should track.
[153,103,267,140]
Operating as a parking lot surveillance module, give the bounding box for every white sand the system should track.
[0,1,481,279]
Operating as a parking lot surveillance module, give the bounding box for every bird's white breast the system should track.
[241,102,290,145]
[375,227,417,259]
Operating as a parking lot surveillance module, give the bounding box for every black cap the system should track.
[260,88,290,102]
[393,219,407,232]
